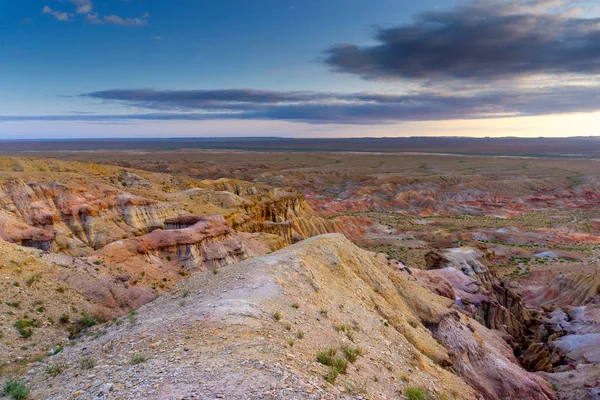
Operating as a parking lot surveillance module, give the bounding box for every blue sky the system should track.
[1,0,600,138]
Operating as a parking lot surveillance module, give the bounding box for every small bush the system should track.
[5,301,20,309]
[325,366,338,384]
[316,347,347,374]
[272,311,281,321]
[25,273,41,287]
[296,330,304,339]
[46,363,66,377]
[341,344,363,363]
[331,356,348,374]
[290,303,299,309]
[14,320,36,339]
[405,386,430,400]
[59,314,70,324]
[80,357,96,370]
[317,347,337,365]
[129,353,149,365]
[2,379,30,400]
[127,311,138,325]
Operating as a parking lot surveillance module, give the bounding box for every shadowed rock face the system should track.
[419,245,533,346]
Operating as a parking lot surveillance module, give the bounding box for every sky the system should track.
[1,0,600,138]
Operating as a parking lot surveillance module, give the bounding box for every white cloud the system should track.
[85,13,102,24]
[68,0,93,14]
[102,13,149,27]
[41,6,72,21]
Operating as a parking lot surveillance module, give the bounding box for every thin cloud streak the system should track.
[41,6,72,21]
[2,84,598,124]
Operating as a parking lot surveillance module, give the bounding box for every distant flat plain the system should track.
[2,136,600,157]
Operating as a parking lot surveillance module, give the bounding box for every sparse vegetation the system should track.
[14,319,36,338]
[25,273,41,287]
[272,310,282,321]
[129,353,149,365]
[2,379,30,400]
[46,363,66,377]
[80,357,96,369]
[127,310,138,325]
[316,347,348,377]
[341,344,363,363]
[325,366,339,384]
[405,386,430,400]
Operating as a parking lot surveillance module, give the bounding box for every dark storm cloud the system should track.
[324,1,600,80]
[2,84,599,124]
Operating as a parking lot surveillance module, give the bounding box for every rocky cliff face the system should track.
[0,160,360,258]
[0,177,179,255]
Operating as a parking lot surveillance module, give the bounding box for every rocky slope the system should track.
[11,234,555,399]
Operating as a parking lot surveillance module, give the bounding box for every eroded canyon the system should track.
[1,148,599,400]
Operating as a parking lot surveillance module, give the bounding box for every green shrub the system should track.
[129,353,149,365]
[316,347,337,365]
[405,386,430,400]
[14,320,36,338]
[127,310,138,325]
[46,363,66,377]
[80,357,96,370]
[78,314,97,328]
[316,347,347,374]
[325,366,338,384]
[25,273,41,287]
[340,344,363,363]
[2,379,30,400]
